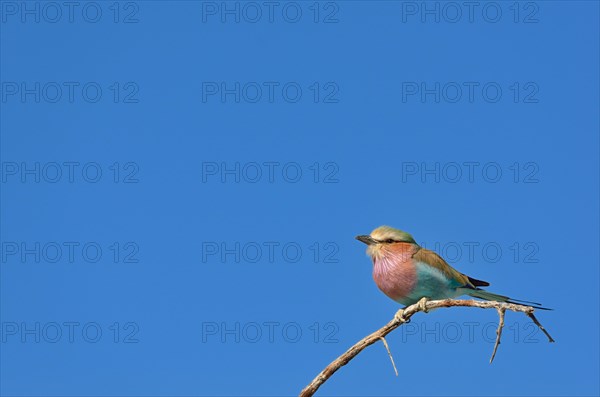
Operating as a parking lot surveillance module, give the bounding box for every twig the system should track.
[526,311,556,343]
[490,307,506,363]
[299,298,554,397]
[378,337,398,376]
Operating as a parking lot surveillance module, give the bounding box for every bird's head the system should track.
[355,225,417,259]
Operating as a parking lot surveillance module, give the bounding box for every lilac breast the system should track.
[372,252,417,302]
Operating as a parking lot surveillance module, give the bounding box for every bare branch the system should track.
[490,307,506,363]
[378,337,398,376]
[299,299,554,397]
[526,311,556,343]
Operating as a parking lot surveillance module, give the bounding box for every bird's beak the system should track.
[356,235,376,245]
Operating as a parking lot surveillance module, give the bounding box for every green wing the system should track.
[413,248,489,288]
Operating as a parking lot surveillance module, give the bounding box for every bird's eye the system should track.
[386,239,395,243]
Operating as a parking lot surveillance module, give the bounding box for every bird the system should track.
[356,225,548,310]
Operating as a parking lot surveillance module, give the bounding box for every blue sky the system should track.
[1,1,599,396]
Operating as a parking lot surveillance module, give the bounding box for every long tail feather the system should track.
[467,289,552,310]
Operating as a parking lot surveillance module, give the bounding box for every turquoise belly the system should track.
[396,261,462,305]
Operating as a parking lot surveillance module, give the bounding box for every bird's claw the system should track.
[394,309,410,323]
[418,297,429,313]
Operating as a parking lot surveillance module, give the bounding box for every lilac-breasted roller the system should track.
[357,226,548,309]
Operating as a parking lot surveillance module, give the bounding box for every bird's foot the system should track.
[394,308,410,323]
[418,297,429,313]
